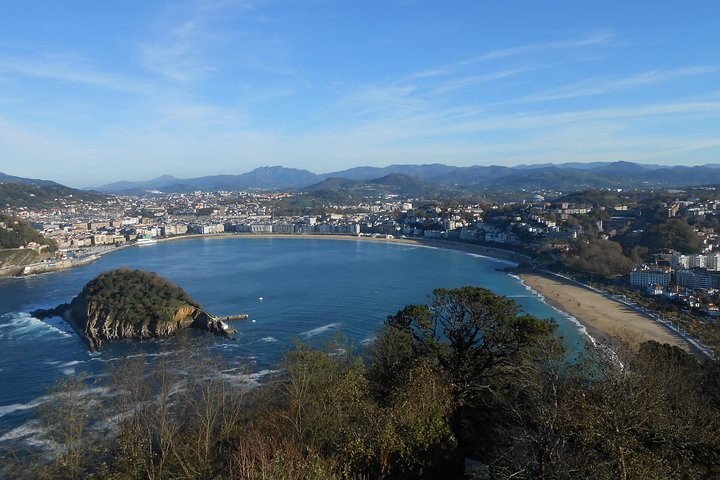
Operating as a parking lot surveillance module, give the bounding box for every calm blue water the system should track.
[0,238,586,442]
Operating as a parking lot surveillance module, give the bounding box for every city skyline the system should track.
[1,0,719,186]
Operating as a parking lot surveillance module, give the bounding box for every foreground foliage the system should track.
[2,287,719,479]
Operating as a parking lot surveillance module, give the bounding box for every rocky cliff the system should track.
[31,268,232,351]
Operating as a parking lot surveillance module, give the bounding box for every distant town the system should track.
[4,173,720,356]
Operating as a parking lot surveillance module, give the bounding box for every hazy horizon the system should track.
[1,1,719,186]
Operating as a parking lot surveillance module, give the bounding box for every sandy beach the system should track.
[519,271,690,351]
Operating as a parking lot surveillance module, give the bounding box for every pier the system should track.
[216,314,250,321]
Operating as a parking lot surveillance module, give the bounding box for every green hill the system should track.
[0,182,108,210]
[0,214,56,250]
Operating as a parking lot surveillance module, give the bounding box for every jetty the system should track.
[211,313,250,334]
[216,314,249,322]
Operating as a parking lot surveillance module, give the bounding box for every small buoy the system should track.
[252,319,256,323]
[258,297,264,301]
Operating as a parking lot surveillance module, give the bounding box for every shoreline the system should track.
[7,232,699,355]
[150,233,530,264]
[517,270,694,353]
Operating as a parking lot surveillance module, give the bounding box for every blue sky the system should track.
[0,0,719,187]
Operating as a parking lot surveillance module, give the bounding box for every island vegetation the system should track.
[5,286,720,479]
[32,268,230,351]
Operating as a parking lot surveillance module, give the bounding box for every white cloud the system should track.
[514,66,720,103]
[0,52,154,94]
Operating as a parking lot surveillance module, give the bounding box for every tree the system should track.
[386,287,556,443]
[563,238,634,276]
[645,218,702,253]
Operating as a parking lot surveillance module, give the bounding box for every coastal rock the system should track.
[31,268,232,351]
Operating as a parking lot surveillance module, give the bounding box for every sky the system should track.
[0,0,719,187]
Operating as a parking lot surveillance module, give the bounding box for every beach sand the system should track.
[519,271,689,351]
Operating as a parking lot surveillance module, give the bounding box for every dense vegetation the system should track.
[643,218,703,253]
[0,214,56,251]
[79,268,201,328]
[562,238,634,276]
[3,287,719,479]
[0,182,106,210]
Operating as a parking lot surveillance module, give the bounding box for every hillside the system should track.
[304,173,460,200]
[0,172,61,186]
[0,214,56,250]
[0,182,108,210]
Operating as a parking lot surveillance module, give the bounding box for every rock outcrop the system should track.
[31,268,232,351]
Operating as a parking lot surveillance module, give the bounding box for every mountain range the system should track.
[0,172,61,187]
[93,161,720,194]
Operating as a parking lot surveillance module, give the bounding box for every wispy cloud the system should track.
[136,0,262,82]
[514,65,720,103]
[137,18,217,82]
[404,30,615,81]
[472,30,615,63]
[427,67,533,96]
[0,52,154,94]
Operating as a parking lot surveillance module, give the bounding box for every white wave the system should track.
[0,312,73,339]
[0,421,47,443]
[301,323,339,338]
[259,336,277,343]
[360,336,376,345]
[464,252,519,267]
[59,360,84,368]
[89,350,177,363]
[0,397,49,418]
[218,368,279,388]
[61,368,76,376]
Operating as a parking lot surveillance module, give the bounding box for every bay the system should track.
[0,237,587,442]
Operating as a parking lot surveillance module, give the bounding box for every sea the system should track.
[0,237,589,445]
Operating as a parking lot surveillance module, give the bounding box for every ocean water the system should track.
[0,237,588,443]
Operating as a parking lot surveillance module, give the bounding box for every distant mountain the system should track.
[0,172,62,187]
[327,163,458,181]
[97,175,180,193]
[304,173,460,199]
[96,167,321,193]
[93,161,720,195]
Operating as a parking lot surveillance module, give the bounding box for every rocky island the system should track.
[32,268,235,351]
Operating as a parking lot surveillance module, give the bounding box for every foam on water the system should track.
[0,312,74,339]
[0,397,49,418]
[464,252,519,267]
[0,420,47,443]
[301,323,340,338]
[259,336,277,342]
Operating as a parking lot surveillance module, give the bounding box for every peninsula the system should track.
[32,268,235,351]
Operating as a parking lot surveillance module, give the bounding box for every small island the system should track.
[32,268,238,351]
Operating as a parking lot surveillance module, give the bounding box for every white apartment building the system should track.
[630,269,671,288]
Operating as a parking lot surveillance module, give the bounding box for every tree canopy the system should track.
[644,218,702,253]
[78,268,201,328]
